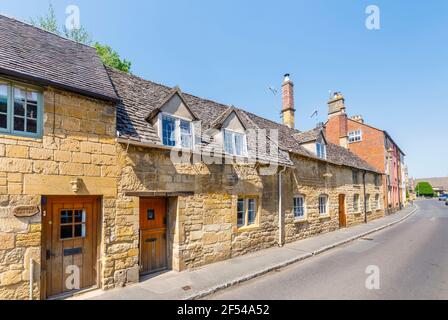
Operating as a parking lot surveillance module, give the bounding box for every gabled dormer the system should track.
[211,106,248,157]
[295,128,328,160]
[146,87,199,149]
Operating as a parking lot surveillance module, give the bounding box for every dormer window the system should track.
[224,129,247,156]
[160,114,193,149]
[316,142,327,159]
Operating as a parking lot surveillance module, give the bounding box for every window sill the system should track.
[294,218,308,224]
[0,133,43,142]
[237,225,259,232]
[319,215,331,220]
[353,211,362,215]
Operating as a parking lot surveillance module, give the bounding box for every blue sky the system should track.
[1,0,447,178]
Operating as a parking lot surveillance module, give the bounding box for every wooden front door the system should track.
[43,196,100,298]
[339,194,347,228]
[139,198,167,275]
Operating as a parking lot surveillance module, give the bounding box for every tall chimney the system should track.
[281,74,295,129]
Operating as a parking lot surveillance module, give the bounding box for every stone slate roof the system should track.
[107,67,380,173]
[0,14,118,102]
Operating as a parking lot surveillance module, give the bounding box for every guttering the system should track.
[362,170,368,224]
[278,166,287,247]
[116,137,294,167]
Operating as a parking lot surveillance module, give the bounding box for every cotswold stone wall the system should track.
[283,155,385,244]
[115,145,280,274]
[0,87,116,300]
[116,145,386,280]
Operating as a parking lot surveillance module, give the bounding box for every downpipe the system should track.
[29,258,34,300]
[278,166,287,247]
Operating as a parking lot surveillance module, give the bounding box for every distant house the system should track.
[414,177,448,195]
[325,93,407,213]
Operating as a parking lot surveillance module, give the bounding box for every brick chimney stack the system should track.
[281,74,295,129]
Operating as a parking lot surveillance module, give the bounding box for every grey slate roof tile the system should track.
[0,14,117,101]
[106,66,380,173]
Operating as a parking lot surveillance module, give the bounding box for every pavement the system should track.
[72,203,418,300]
[207,199,448,300]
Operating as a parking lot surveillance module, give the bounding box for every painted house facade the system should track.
[0,15,385,300]
[325,93,406,213]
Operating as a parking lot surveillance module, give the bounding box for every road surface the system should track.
[207,200,448,300]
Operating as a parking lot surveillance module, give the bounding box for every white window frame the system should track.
[237,196,258,228]
[158,113,194,150]
[375,194,381,210]
[294,195,306,220]
[348,130,363,143]
[316,142,327,159]
[223,128,248,157]
[353,194,360,213]
[319,195,329,216]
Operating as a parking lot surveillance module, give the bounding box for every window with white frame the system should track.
[316,142,327,159]
[224,129,247,156]
[352,170,360,184]
[160,114,193,149]
[375,175,381,187]
[353,194,360,212]
[294,196,305,219]
[319,195,329,216]
[366,194,371,212]
[348,130,362,143]
[375,194,381,210]
[0,81,42,138]
[237,197,258,227]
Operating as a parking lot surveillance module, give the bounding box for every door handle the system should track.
[145,238,157,243]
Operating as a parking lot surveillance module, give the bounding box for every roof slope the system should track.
[107,67,380,173]
[0,15,117,101]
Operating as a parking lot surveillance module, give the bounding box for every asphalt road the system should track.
[207,200,448,300]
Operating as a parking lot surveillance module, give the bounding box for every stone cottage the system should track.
[0,15,384,300]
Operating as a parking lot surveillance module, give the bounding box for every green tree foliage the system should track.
[29,4,60,35]
[94,43,132,73]
[29,4,131,73]
[415,182,434,197]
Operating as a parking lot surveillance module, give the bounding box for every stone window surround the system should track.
[235,195,261,231]
[318,194,329,217]
[353,193,361,214]
[293,194,307,222]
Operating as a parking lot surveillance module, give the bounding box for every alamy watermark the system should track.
[365,5,381,30]
[365,265,380,290]
[65,265,81,291]
[65,5,81,32]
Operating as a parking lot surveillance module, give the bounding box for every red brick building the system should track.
[325,93,406,213]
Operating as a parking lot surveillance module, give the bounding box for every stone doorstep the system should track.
[72,205,417,301]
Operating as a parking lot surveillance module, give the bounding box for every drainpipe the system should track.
[29,258,34,300]
[362,171,368,224]
[278,166,287,247]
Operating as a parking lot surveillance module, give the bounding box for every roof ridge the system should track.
[0,14,96,50]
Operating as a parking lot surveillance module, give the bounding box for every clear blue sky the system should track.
[2,0,447,178]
